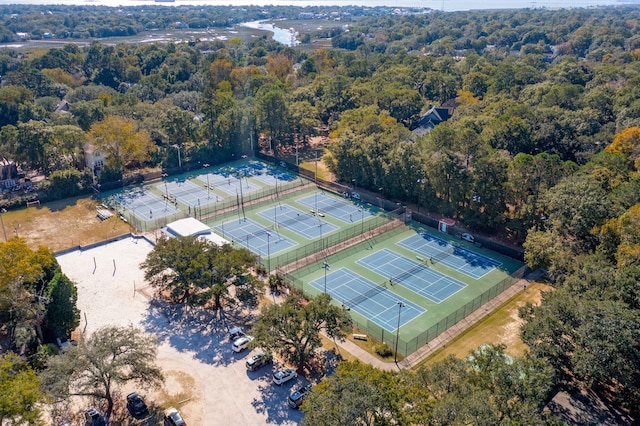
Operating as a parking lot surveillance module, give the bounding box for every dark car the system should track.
[126,392,149,418]
[84,408,106,426]
[245,353,272,371]
[288,383,313,408]
[164,407,186,426]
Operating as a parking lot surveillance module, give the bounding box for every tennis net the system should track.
[343,284,386,308]
[391,262,427,285]
[431,247,455,265]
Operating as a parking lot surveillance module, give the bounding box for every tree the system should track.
[302,361,398,426]
[44,269,80,340]
[41,325,164,422]
[606,126,640,166]
[140,236,258,309]
[88,115,154,172]
[539,174,612,250]
[0,85,33,128]
[0,353,45,425]
[256,86,290,154]
[251,293,352,367]
[14,121,53,174]
[0,239,59,353]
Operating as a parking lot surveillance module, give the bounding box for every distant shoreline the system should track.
[0,0,624,11]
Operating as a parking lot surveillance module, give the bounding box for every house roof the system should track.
[412,105,452,136]
[165,217,229,246]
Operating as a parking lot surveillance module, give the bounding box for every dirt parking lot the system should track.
[56,236,305,425]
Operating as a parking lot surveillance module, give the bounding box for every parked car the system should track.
[232,335,253,353]
[351,192,361,200]
[228,326,244,341]
[84,408,106,426]
[126,392,149,418]
[246,353,272,371]
[163,407,186,426]
[461,233,475,243]
[273,367,297,385]
[288,383,313,408]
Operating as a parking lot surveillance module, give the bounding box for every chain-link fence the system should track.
[280,262,528,357]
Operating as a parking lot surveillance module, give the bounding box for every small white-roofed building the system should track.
[163,217,229,246]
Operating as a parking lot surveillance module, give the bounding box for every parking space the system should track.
[56,237,304,425]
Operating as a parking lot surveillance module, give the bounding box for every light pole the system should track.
[0,208,7,241]
[394,302,405,363]
[314,151,318,185]
[322,261,330,294]
[266,232,271,273]
[172,144,182,168]
[206,173,210,199]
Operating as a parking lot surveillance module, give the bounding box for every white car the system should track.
[232,335,253,353]
[461,233,475,243]
[272,367,297,385]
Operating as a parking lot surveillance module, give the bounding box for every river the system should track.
[240,21,299,47]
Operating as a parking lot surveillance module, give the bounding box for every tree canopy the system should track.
[140,236,259,309]
[250,293,352,367]
[40,325,164,422]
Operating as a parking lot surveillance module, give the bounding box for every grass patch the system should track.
[346,332,404,363]
[320,334,357,363]
[2,196,131,252]
[413,281,553,369]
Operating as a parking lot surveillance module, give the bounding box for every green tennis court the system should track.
[282,224,525,356]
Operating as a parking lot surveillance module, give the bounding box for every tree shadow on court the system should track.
[141,298,259,367]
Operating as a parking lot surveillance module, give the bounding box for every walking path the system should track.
[325,268,544,371]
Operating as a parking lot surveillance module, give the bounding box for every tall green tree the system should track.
[302,361,399,426]
[0,353,45,425]
[41,325,164,422]
[44,270,80,340]
[88,115,155,172]
[140,236,258,309]
[251,293,352,367]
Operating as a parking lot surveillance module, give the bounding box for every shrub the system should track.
[373,342,393,357]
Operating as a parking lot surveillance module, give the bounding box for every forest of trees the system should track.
[1,4,640,423]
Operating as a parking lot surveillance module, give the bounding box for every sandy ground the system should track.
[56,236,305,426]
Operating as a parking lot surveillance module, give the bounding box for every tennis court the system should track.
[357,249,466,304]
[111,189,179,220]
[309,268,425,331]
[196,173,261,196]
[160,179,216,207]
[397,234,501,279]
[297,191,374,224]
[213,218,296,257]
[257,205,338,239]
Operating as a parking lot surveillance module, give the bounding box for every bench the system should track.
[353,334,368,341]
[416,255,425,262]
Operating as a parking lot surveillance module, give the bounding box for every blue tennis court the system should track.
[397,234,501,279]
[253,172,296,187]
[196,173,261,196]
[309,267,425,331]
[297,191,374,224]
[160,180,217,207]
[110,188,179,221]
[257,205,338,239]
[357,249,466,303]
[213,218,296,257]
